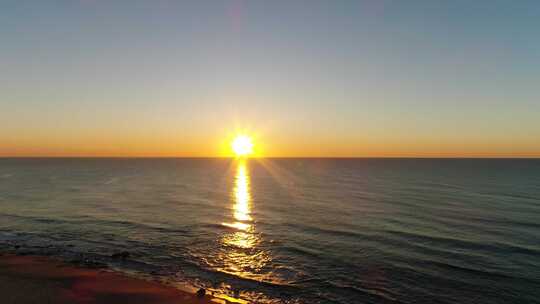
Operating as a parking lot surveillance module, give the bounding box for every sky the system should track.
[1,1,539,157]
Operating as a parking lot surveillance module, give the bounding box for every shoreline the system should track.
[0,253,244,304]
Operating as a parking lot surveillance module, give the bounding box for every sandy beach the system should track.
[0,254,236,304]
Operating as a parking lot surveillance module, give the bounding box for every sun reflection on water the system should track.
[222,160,254,239]
[218,160,274,282]
[223,161,253,228]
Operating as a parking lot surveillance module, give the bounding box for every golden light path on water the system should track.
[219,160,276,283]
[222,160,253,233]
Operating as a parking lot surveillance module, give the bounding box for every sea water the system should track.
[0,158,539,303]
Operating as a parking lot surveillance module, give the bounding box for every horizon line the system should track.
[1,156,539,160]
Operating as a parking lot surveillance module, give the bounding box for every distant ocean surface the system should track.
[1,158,539,304]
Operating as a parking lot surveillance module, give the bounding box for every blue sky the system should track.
[1,1,539,156]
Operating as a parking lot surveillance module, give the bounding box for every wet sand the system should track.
[0,254,236,304]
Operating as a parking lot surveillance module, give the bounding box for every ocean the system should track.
[0,158,539,304]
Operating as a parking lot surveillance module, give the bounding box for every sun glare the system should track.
[232,135,254,157]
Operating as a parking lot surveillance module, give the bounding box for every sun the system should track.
[231,135,254,157]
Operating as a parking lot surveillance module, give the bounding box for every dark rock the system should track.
[67,257,106,269]
[196,288,206,298]
[83,260,106,269]
[111,251,130,260]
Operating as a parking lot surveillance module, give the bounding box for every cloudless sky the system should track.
[1,1,539,157]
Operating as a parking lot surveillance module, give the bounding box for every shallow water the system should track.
[0,158,539,303]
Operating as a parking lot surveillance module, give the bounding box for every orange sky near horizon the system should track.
[1,130,539,158]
